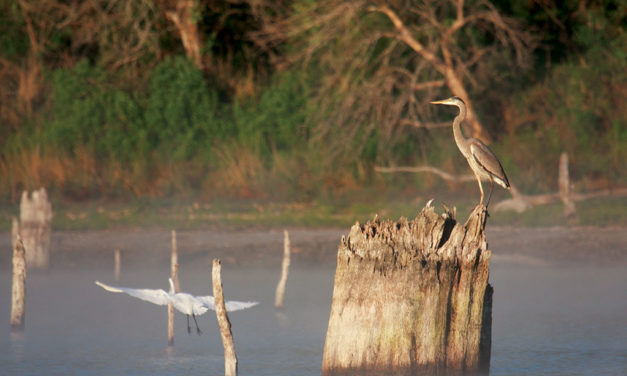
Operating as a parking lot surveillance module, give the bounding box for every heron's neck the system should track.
[452,105,469,156]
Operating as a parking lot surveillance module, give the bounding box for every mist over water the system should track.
[1,246,626,375]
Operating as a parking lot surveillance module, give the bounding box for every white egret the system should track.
[95,278,259,335]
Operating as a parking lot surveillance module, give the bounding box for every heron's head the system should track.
[430,96,465,107]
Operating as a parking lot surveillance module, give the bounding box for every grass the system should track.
[1,194,625,232]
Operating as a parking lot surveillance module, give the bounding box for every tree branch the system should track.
[375,165,475,182]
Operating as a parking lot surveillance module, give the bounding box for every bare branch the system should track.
[400,119,451,129]
[368,5,446,74]
[375,165,475,182]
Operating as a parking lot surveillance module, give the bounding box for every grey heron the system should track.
[431,96,510,206]
[95,278,259,335]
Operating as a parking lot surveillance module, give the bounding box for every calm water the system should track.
[1,261,626,375]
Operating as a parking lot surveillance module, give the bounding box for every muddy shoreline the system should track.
[1,226,626,270]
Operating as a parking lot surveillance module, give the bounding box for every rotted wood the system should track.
[322,203,492,376]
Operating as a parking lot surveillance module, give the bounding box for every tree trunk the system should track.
[322,204,492,376]
[163,0,204,70]
[19,188,53,269]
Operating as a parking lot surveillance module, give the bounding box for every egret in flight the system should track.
[95,278,258,335]
[431,96,510,206]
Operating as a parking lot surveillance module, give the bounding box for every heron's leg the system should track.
[486,178,495,207]
[473,171,484,205]
[186,315,191,335]
[192,314,202,335]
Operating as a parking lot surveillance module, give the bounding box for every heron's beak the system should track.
[430,99,447,105]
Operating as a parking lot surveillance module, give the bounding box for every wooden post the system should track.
[322,204,492,376]
[274,230,291,309]
[212,259,237,376]
[11,233,27,332]
[19,188,53,269]
[168,230,180,347]
[559,152,576,217]
[114,249,121,282]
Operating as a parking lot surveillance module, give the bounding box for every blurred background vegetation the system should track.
[0,0,625,226]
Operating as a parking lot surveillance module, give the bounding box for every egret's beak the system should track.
[430,99,448,105]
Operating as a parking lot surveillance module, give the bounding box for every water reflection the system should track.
[1,261,625,375]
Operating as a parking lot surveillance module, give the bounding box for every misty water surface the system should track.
[1,258,626,375]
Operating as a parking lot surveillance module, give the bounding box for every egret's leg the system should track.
[486,178,495,207]
[186,315,191,335]
[192,314,202,335]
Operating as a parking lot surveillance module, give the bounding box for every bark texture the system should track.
[322,204,492,376]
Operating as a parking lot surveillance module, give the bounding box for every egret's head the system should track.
[430,96,465,107]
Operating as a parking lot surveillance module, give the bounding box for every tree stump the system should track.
[322,204,492,376]
[19,188,53,269]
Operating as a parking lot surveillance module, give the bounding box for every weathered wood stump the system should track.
[322,204,492,376]
[19,188,53,269]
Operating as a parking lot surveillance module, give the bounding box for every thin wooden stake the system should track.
[558,152,576,217]
[11,234,27,332]
[168,230,180,347]
[212,259,237,376]
[274,230,291,309]
[114,249,121,282]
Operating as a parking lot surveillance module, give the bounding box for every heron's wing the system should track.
[196,295,259,312]
[95,281,171,306]
[469,140,510,187]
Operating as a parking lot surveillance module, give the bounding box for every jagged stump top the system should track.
[340,204,490,267]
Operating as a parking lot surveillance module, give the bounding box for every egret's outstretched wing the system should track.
[197,296,259,312]
[95,281,171,306]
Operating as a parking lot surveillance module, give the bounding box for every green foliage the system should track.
[45,61,148,163]
[231,71,310,159]
[504,32,627,190]
[0,1,28,59]
[145,56,224,161]
[1,0,626,206]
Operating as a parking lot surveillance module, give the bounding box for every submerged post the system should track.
[168,230,180,347]
[274,230,291,309]
[212,259,237,376]
[322,204,492,376]
[19,188,53,269]
[11,233,27,332]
